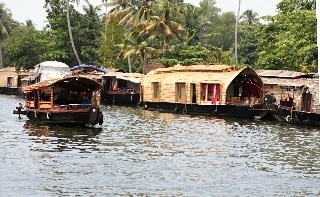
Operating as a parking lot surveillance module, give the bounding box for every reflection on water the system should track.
[23,121,102,153]
[1,95,320,196]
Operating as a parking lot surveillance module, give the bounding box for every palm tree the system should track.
[138,0,186,52]
[234,0,241,65]
[50,0,82,65]
[240,10,259,26]
[0,4,10,68]
[105,0,135,72]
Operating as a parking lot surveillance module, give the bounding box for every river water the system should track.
[0,95,319,196]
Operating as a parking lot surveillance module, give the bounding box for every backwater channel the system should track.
[0,95,319,196]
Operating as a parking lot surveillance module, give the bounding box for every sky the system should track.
[1,0,280,30]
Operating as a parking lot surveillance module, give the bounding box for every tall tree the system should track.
[0,4,11,68]
[138,0,186,52]
[256,8,316,71]
[234,0,241,64]
[3,26,46,70]
[47,0,82,65]
[240,10,259,26]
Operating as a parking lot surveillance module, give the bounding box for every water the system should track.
[0,95,319,196]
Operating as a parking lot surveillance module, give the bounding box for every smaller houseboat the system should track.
[102,72,143,105]
[264,85,320,127]
[141,64,265,118]
[17,76,104,127]
[257,70,320,127]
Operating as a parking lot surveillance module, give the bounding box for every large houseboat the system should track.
[141,64,265,118]
[17,76,104,127]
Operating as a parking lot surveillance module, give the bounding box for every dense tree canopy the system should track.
[0,0,317,73]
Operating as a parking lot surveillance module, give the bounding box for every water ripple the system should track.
[0,95,319,196]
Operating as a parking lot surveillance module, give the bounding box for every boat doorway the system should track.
[190,83,196,103]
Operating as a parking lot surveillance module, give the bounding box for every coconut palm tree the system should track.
[240,10,259,26]
[234,0,241,65]
[102,0,136,73]
[50,0,82,65]
[0,4,10,68]
[138,0,186,52]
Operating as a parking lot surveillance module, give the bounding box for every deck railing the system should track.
[55,104,91,110]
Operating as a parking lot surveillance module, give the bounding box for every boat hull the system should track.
[142,102,264,118]
[25,109,103,127]
[103,93,140,106]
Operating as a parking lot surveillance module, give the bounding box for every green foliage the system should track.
[206,12,236,51]
[97,19,127,69]
[3,26,46,70]
[238,25,259,66]
[156,44,232,66]
[256,10,316,71]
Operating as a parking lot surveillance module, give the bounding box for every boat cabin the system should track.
[102,72,144,105]
[142,65,263,105]
[21,76,103,126]
[141,64,264,117]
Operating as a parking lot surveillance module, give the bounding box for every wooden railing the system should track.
[39,101,51,110]
[54,104,91,110]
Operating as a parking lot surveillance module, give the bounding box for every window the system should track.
[7,77,13,87]
[201,83,220,104]
[152,82,160,99]
[176,83,186,103]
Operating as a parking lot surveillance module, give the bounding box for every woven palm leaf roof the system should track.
[22,76,102,93]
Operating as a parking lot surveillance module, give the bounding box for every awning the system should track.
[116,76,141,84]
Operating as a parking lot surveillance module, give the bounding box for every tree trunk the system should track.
[234,0,241,65]
[128,55,132,73]
[140,50,147,75]
[0,42,3,69]
[67,0,81,65]
[317,0,320,102]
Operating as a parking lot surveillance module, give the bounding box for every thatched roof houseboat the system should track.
[102,72,144,105]
[0,67,33,95]
[17,76,104,127]
[141,64,265,118]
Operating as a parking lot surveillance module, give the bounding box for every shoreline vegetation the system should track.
[0,0,316,75]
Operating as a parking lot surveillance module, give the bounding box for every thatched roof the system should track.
[103,72,143,78]
[22,76,102,93]
[154,64,240,73]
[144,64,257,86]
[257,70,314,78]
[103,72,144,84]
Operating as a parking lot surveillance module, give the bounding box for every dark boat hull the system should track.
[143,102,264,118]
[103,93,140,106]
[248,108,277,120]
[25,109,103,126]
[287,110,320,127]
[263,103,320,127]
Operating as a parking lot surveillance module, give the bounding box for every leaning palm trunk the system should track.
[140,49,147,75]
[234,0,241,65]
[0,42,3,68]
[128,55,132,73]
[67,0,81,65]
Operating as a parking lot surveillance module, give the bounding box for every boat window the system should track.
[7,77,13,87]
[201,83,220,103]
[175,83,186,103]
[152,82,160,98]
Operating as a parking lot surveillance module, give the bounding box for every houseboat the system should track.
[0,67,33,95]
[20,61,71,88]
[102,72,143,105]
[258,70,320,127]
[141,64,265,118]
[16,76,104,127]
